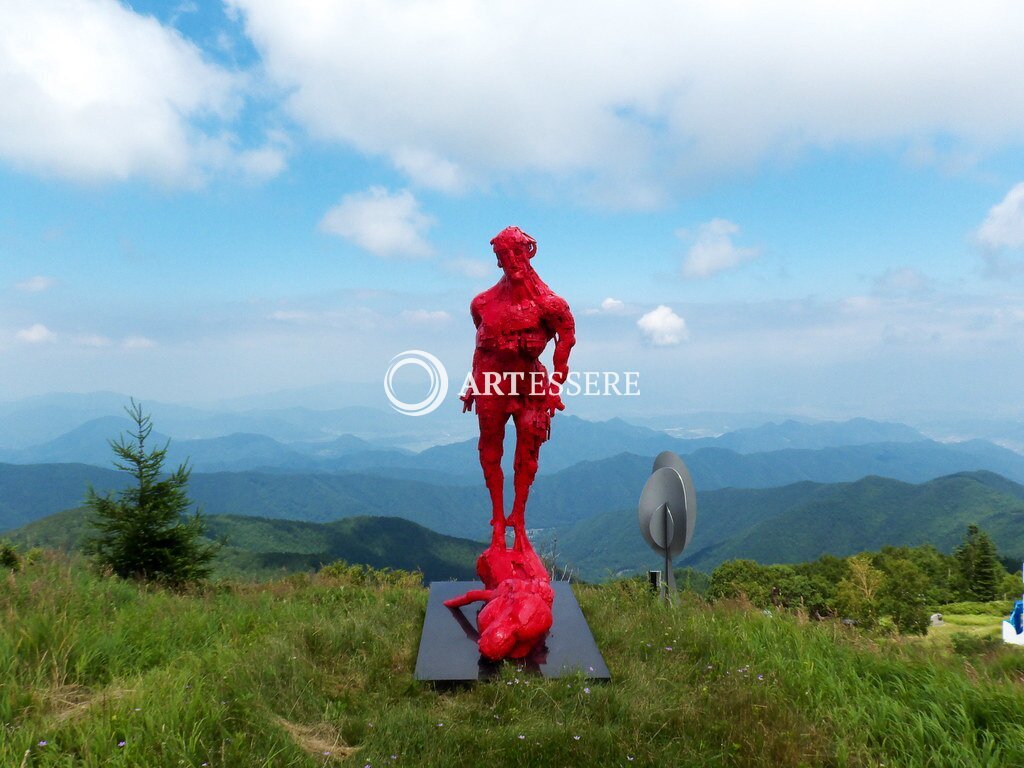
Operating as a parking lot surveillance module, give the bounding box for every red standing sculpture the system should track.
[444,226,576,661]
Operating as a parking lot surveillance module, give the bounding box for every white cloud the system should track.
[122,335,156,349]
[0,0,273,185]
[319,186,434,258]
[872,267,931,295]
[14,275,55,292]
[680,219,760,278]
[228,0,1024,200]
[392,148,468,193]
[16,323,56,343]
[637,305,688,346]
[268,310,311,322]
[442,258,493,280]
[75,333,112,347]
[400,309,452,325]
[585,297,632,316]
[978,183,1024,250]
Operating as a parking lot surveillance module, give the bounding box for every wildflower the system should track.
[118,741,126,748]
[573,735,581,741]
[583,687,591,694]
[757,674,764,681]
[391,755,398,760]
[518,734,525,740]
[437,723,444,727]
[38,741,48,747]
[627,757,635,762]
[665,646,673,651]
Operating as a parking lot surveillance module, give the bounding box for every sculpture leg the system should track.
[507,407,548,539]
[478,410,509,548]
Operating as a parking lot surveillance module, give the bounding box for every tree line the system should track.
[705,524,1017,634]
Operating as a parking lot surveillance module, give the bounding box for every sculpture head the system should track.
[491,226,537,284]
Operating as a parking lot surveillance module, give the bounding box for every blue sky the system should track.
[3,0,1024,424]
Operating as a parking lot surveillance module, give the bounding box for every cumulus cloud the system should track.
[319,187,434,258]
[442,258,493,280]
[14,275,55,292]
[122,335,156,349]
[16,323,56,343]
[978,183,1024,250]
[75,333,112,347]
[637,305,688,346]
[680,219,760,278]
[585,297,634,316]
[872,267,932,295]
[400,309,451,326]
[268,310,311,322]
[392,148,468,194]
[228,0,1024,200]
[0,0,276,185]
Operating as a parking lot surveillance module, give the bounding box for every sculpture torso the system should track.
[470,283,568,382]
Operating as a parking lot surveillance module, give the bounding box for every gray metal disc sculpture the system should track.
[638,451,697,597]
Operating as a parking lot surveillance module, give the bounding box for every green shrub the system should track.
[951,632,1002,656]
[0,539,20,571]
[317,559,421,587]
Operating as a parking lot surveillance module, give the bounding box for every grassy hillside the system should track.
[7,511,484,582]
[4,554,1024,767]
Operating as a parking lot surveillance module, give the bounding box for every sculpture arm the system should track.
[545,295,576,386]
[444,588,495,608]
[462,298,485,412]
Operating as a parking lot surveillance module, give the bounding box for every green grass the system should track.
[6,554,1024,767]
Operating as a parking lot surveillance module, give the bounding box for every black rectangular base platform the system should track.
[414,580,611,682]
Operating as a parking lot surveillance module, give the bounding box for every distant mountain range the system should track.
[7,510,483,582]
[0,411,973,478]
[0,391,472,450]
[554,471,1024,580]
[7,432,1024,537]
[11,470,1024,585]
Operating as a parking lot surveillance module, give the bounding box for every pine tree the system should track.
[954,524,1003,601]
[83,400,217,587]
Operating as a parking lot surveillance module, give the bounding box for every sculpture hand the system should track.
[546,388,565,416]
[460,392,474,413]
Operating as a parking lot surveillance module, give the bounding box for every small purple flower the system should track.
[118,741,126,748]
[757,674,764,681]
[583,687,591,694]
[38,741,48,747]
[573,735,581,741]
[518,734,525,740]
[664,646,673,651]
